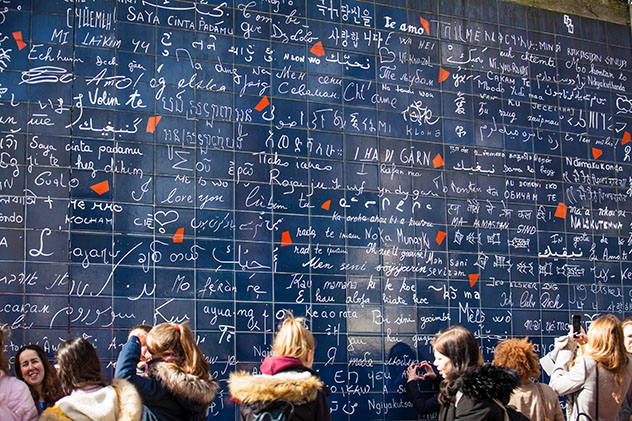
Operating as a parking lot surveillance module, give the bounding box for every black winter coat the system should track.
[229,365,331,421]
[438,364,520,421]
[405,375,441,415]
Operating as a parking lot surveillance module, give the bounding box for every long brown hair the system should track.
[147,322,209,379]
[56,338,107,392]
[15,345,64,404]
[432,326,482,404]
[585,314,629,402]
[0,327,9,375]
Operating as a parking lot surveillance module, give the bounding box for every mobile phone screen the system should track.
[572,315,581,337]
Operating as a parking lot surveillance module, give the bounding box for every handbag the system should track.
[535,382,551,421]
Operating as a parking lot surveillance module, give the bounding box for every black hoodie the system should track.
[438,364,520,421]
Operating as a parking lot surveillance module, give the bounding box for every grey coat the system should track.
[542,336,632,421]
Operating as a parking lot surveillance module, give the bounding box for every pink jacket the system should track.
[0,371,38,421]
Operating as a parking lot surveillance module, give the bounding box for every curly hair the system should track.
[492,337,539,381]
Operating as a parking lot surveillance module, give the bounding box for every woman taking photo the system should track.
[432,325,521,420]
[542,314,632,421]
[40,337,142,421]
[228,311,331,420]
[14,344,64,414]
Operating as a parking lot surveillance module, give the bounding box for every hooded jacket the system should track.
[438,364,520,421]
[39,379,142,421]
[228,356,331,421]
[115,336,219,421]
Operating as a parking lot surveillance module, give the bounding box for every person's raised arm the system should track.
[405,362,441,415]
[114,333,162,398]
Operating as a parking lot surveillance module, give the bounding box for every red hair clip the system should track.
[174,324,180,332]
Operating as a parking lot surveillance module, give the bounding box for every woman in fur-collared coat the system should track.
[228,312,331,421]
[40,337,142,421]
[432,326,522,421]
[115,322,219,421]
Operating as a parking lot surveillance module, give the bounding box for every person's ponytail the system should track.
[177,322,210,378]
[148,322,209,379]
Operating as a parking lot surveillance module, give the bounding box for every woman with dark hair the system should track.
[542,314,632,421]
[14,344,64,414]
[405,360,441,415]
[432,325,521,420]
[0,328,37,420]
[493,337,564,420]
[41,337,142,421]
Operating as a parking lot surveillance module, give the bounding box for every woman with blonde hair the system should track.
[493,337,564,420]
[115,322,219,421]
[228,311,331,420]
[431,325,522,420]
[542,314,632,421]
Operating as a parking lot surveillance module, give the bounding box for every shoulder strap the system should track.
[535,383,551,421]
[490,397,509,421]
[254,400,295,421]
[595,363,599,420]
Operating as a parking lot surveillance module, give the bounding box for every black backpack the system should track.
[253,408,287,421]
[253,400,295,421]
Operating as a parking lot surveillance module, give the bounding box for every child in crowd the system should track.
[115,322,219,421]
[14,344,64,415]
[0,327,38,421]
[229,311,331,421]
[40,337,142,421]
[493,337,564,420]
